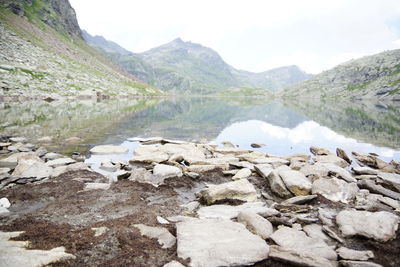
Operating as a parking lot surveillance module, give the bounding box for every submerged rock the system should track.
[90,145,128,155]
[176,218,269,267]
[336,210,399,242]
[197,179,257,205]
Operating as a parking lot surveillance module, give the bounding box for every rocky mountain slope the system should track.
[83,33,312,94]
[0,0,161,98]
[279,49,400,100]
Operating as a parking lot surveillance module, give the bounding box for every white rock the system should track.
[12,154,52,179]
[336,247,374,261]
[0,231,75,266]
[281,195,317,205]
[157,216,170,224]
[46,157,76,168]
[314,154,349,168]
[255,165,292,198]
[197,179,257,205]
[176,218,269,267]
[134,224,176,249]
[352,166,379,175]
[317,162,356,183]
[0,168,10,175]
[43,152,64,160]
[270,226,337,260]
[153,164,183,178]
[340,260,383,267]
[0,198,11,208]
[232,168,252,180]
[186,165,220,173]
[0,152,30,168]
[336,210,399,242]
[91,227,108,237]
[0,207,9,214]
[163,261,185,267]
[312,178,359,203]
[238,210,273,239]
[197,202,279,219]
[84,183,110,191]
[377,172,400,189]
[278,169,312,196]
[90,145,128,155]
[128,167,166,187]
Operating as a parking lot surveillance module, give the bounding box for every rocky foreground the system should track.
[0,137,399,266]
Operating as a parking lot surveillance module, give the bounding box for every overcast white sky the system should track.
[70,0,400,74]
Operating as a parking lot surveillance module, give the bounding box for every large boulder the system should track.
[197,179,257,205]
[336,210,399,242]
[176,218,269,267]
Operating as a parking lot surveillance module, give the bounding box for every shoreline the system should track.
[0,136,399,266]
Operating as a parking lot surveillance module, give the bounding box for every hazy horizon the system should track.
[71,0,400,74]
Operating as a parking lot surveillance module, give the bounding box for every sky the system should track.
[69,0,400,74]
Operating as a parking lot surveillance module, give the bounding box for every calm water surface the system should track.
[1,97,399,174]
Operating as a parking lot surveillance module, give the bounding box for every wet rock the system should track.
[310,146,331,156]
[281,194,317,205]
[163,261,185,267]
[46,157,76,168]
[197,202,279,220]
[357,180,400,200]
[12,154,52,179]
[352,166,379,175]
[99,160,117,172]
[0,231,75,266]
[312,178,359,203]
[336,148,352,164]
[339,260,383,267]
[269,245,337,267]
[128,168,165,187]
[270,226,337,260]
[278,169,312,196]
[84,183,110,191]
[197,179,257,205]
[314,154,349,168]
[336,247,374,261]
[232,168,252,180]
[134,224,176,249]
[255,166,292,198]
[176,218,269,267]
[90,145,128,155]
[251,143,265,148]
[336,210,399,242]
[153,164,183,178]
[237,210,273,238]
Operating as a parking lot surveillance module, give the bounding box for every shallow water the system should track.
[1,97,399,168]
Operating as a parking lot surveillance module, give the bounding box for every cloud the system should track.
[70,0,400,73]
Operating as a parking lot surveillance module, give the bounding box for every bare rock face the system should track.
[197,179,257,205]
[336,210,399,242]
[176,218,269,267]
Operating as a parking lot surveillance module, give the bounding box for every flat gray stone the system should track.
[129,167,166,187]
[238,210,273,239]
[134,224,176,249]
[336,210,399,242]
[352,166,379,175]
[377,172,400,191]
[197,202,279,220]
[84,183,110,191]
[232,168,252,180]
[340,260,383,267]
[153,164,183,178]
[12,154,52,179]
[270,226,337,260]
[176,218,269,267]
[337,247,374,261]
[314,155,349,168]
[46,157,76,168]
[281,195,317,205]
[317,163,356,183]
[90,145,128,155]
[269,245,337,267]
[197,179,257,205]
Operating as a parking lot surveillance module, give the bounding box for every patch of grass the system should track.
[18,68,46,80]
[346,81,371,91]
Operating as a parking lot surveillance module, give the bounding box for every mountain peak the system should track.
[172,37,184,44]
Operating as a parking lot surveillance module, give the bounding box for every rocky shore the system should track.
[0,136,399,266]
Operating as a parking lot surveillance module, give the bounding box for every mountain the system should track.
[279,49,400,100]
[83,33,312,94]
[0,0,161,98]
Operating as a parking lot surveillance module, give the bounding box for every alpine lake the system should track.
[1,96,399,173]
